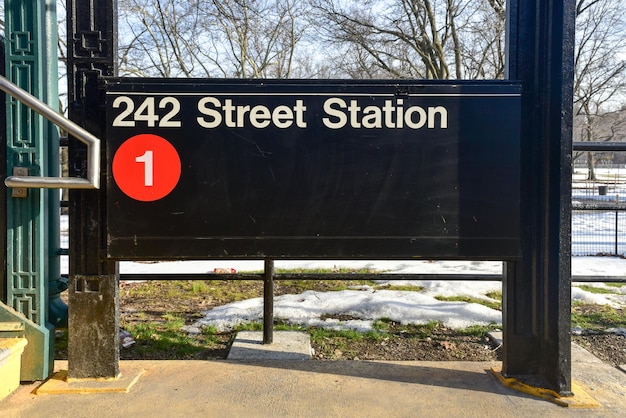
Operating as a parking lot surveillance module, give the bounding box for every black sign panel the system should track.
[105,79,521,260]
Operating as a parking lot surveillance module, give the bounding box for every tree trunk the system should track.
[586,151,596,180]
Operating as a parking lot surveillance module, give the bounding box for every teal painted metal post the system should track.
[4,0,61,380]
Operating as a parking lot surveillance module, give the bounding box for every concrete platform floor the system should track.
[227,331,312,361]
[1,342,625,417]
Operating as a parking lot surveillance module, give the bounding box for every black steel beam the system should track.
[66,0,119,379]
[505,0,575,395]
[573,142,626,152]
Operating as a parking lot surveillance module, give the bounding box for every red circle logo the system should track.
[112,134,181,202]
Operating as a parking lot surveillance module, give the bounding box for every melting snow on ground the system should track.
[184,288,502,333]
[176,258,626,334]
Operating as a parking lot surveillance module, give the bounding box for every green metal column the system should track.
[4,0,60,381]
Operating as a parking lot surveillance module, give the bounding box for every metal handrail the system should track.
[0,75,100,189]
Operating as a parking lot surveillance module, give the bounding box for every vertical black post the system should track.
[615,201,619,256]
[66,0,119,379]
[263,259,274,344]
[504,0,574,394]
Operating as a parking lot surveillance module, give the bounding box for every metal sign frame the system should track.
[104,78,521,260]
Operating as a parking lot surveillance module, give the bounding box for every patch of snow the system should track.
[186,289,502,333]
[571,286,621,307]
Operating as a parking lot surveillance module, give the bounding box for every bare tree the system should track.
[118,0,312,78]
[204,0,307,77]
[119,0,211,77]
[459,0,506,79]
[574,0,626,179]
[310,0,506,80]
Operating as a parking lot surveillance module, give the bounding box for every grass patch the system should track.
[274,267,379,293]
[605,282,626,288]
[310,328,367,342]
[457,324,499,338]
[191,281,210,294]
[121,280,263,305]
[310,328,361,355]
[115,310,233,359]
[576,285,619,295]
[371,320,441,338]
[275,267,380,275]
[309,327,388,354]
[204,280,263,303]
[121,280,190,299]
[274,321,307,332]
[276,279,375,294]
[121,312,208,358]
[233,322,264,332]
[403,321,441,338]
[434,295,502,311]
[200,325,224,345]
[571,305,626,331]
[372,318,394,332]
[485,291,502,300]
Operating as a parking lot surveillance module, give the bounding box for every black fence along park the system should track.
[105,79,521,260]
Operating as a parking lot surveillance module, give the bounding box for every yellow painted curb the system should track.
[490,368,601,408]
[35,365,145,395]
[0,338,28,401]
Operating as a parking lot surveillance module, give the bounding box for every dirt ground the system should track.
[310,321,500,361]
[571,304,626,367]
[573,335,626,367]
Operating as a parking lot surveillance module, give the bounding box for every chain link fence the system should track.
[572,164,626,256]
